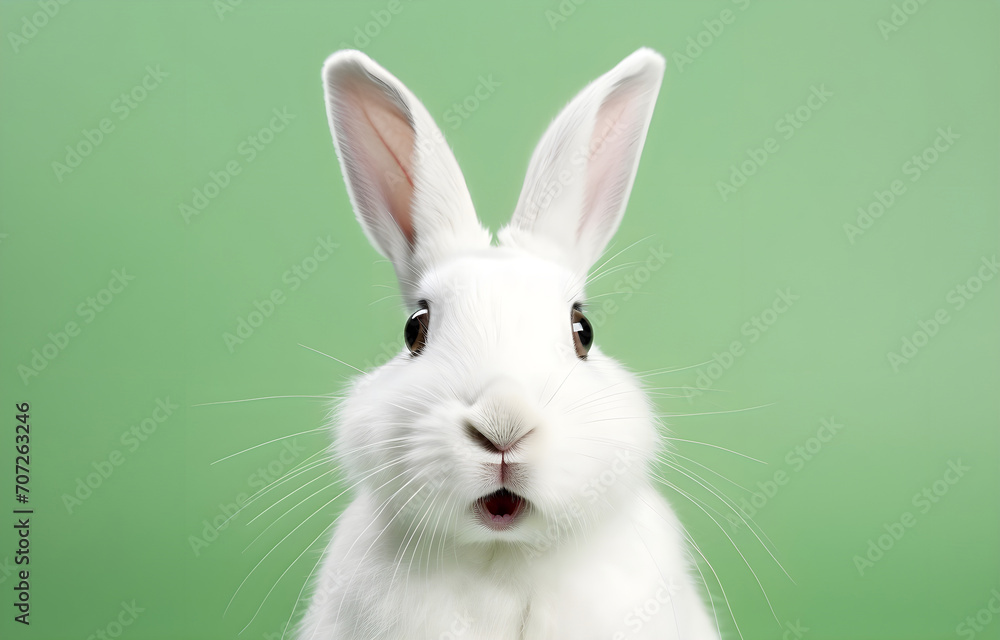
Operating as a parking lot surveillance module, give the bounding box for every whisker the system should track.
[563,382,631,413]
[635,360,716,378]
[218,451,333,529]
[193,394,342,408]
[585,260,644,286]
[657,460,789,582]
[229,465,411,620]
[298,343,367,375]
[657,476,781,631]
[368,294,403,306]
[619,480,737,640]
[658,402,775,419]
[660,450,752,493]
[245,470,338,533]
[661,437,766,464]
[633,480,743,640]
[279,528,333,640]
[582,415,653,423]
[279,526,336,640]
[228,436,413,531]
[426,484,460,578]
[339,478,431,634]
[238,499,344,634]
[244,455,408,549]
[542,361,579,408]
[211,428,328,465]
[392,474,443,590]
[586,235,654,285]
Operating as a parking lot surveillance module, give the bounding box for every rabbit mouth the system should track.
[475,489,527,530]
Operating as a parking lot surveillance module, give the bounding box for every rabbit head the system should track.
[322,48,665,555]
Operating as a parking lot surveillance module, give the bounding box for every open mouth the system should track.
[475,489,527,530]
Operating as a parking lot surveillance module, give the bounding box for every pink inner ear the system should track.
[580,78,644,241]
[338,73,417,244]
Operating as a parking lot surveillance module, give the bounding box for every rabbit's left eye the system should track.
[404,302,430,355]
[571,307,593,359]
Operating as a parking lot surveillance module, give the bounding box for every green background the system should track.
[1,1,998,638]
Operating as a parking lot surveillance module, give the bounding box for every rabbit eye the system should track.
[571,307,593,359]
[404,302,430,355]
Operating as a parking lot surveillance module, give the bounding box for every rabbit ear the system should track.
[499,48,665,275]
[323,51,490,303]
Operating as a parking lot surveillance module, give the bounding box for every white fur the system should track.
[302,49,719,639]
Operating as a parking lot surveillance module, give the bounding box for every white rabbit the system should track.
[299,48,720,640]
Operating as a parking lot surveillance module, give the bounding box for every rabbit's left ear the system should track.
[499,48,665,276]
[323,51,491,305]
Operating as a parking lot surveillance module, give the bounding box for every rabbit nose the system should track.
[465,377,540,454]
[464,419,533,454]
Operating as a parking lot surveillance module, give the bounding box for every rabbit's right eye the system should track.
[404,302,430,355]
[571,306,593,359]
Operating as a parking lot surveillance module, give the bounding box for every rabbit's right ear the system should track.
[322,51,490,305]
[499,49,665,277]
